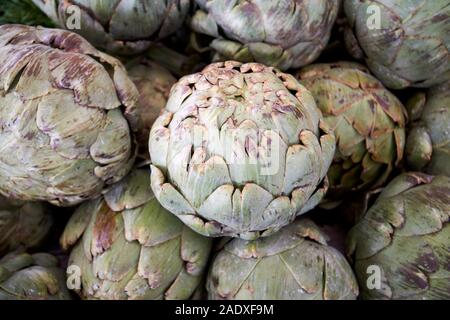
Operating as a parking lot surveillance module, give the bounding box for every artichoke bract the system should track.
[207,219,359,300]
[297,62,406,199]
[149,61,336,239]
[405,82,450,176]
[190,0,339,71]
[0,24,138,206]
[127,59,176,159]
[32,0,190,55]
[0,251,71,300]
[344,0,450,89]
[60,169,212,300]
[347,172,450,299]
[0,195,52,255]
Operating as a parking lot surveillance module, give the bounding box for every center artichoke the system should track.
[32,0,190,55]
[0,24,138,206]
[0,195,53,256]
[60,169,213,300]
[149,61,336,240]
[190,0,340,71]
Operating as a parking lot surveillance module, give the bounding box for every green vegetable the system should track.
[190,0,339,70]
[60,169,212,300]
[0,251,71,300]
[207,219,359,300]
[0,24,138,206]
[149,61,336,239]
[297,62,406,202]
[347,172,450,299]
[344,0,450,89]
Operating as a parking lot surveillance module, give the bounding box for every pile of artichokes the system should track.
[0,0,448,301]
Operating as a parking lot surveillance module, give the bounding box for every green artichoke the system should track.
[32,0,190,55]
[0,195,52,255]
[207,219,359,300]
[405,82,450,176]
[127,59,176,159]
[297,62,406,200]
[60,169,212,300]
[344,0,450,89]
[0,24,138,206]
[0,251,71,300]
[347,172,450,299]
[190,0,339,71]
[149,61,336,239]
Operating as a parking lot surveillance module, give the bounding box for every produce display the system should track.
[0,0,448,302]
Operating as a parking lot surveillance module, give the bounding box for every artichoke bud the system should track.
[297,62,407,200]
[207,219,359,300]
[189,0,340,70]
[149,61,336,239]
[60,169,213,300]
[347,172,450,300]
[32,0,191,55]
[0,24,138,206]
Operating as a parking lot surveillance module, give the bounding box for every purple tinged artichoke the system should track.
[149,61,336,240]
[32,0,190,55]
[207,219,359,300]
[347,172,450,299]
[0,251,71,300]
[297,62,407,201]
[190,0,340,71]
[60,169,212,300]
[405,82,450,176]
[0,24,138,206]
[0,195,53,255]
[344,0,450,89]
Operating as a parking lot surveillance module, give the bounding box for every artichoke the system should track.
[190,0,339,71]
[297,62,406,200]
[60,169,212,300]
[0,195,52,255]
[0,251,71,300]
[32,0,190,55]
[0,24,138,206]
[405,82,450,176]
[149,61,335,239]
[207,219,359,300]
[344,0,450,89]
[127,59,176,159]
[347,172,450,299]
